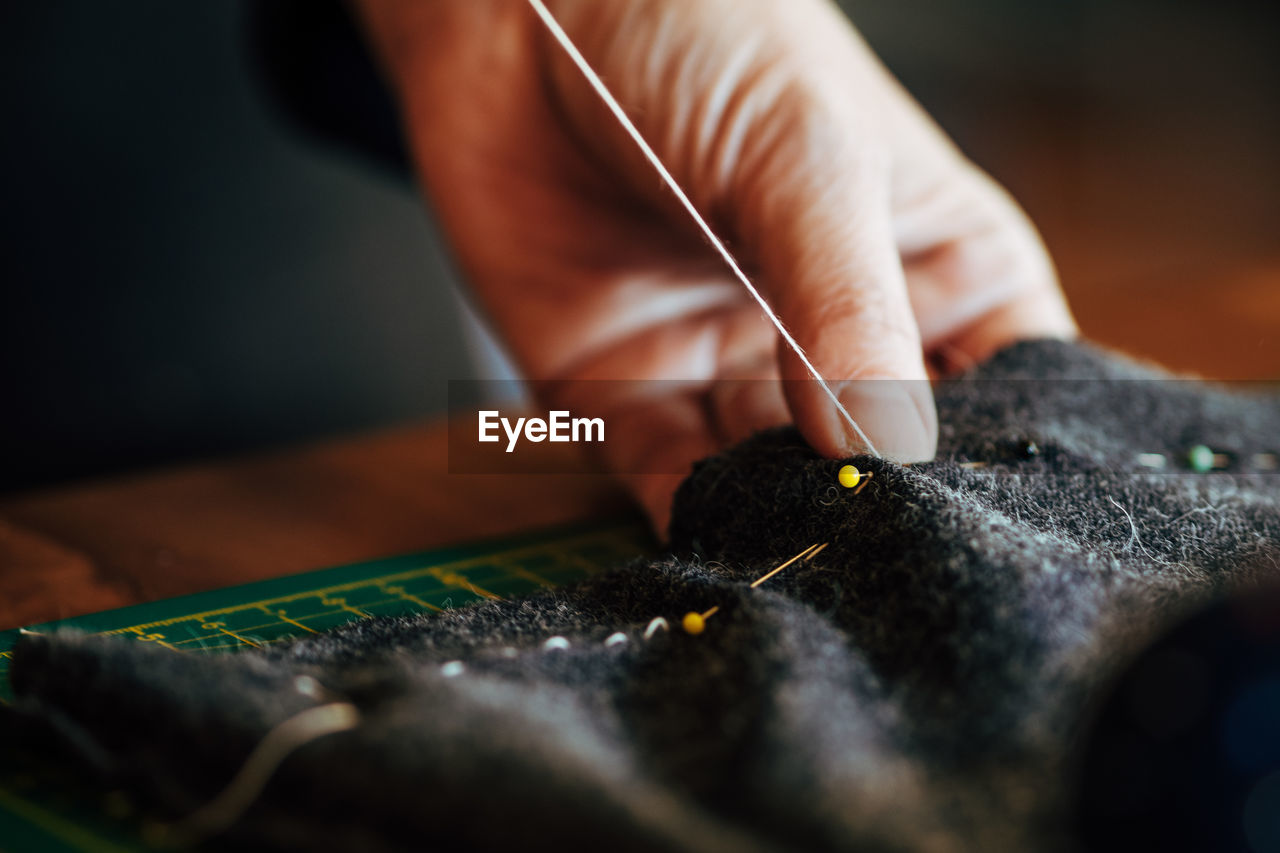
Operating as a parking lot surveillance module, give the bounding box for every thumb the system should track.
[741,137,936,463]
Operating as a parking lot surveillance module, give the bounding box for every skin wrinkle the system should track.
[692,38,773,210]
[529,14,646,219]
[902,216,1051,338]
[711,80,816,253]
[892,167,1010,254]
[908,238,1034,347]
[545,275,740,381]
[656,14,705,177]
[551,303,741,389]
[542,3,680,213]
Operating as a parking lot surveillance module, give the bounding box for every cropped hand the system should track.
[355,0,1076,529]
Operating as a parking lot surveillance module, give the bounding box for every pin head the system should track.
[682,612,706,635]
[1188,444,1215,473]
[837,464,861,489]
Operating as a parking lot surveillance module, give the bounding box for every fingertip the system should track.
[778,334,937,464]
[784,370,937,464]
[835,378,937,463]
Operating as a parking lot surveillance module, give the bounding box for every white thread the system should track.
[154,703,359,845]
[1107,495,1157,562]
[441,661,466,677]
[544,636,571,651]
[604,632,628,647]
[525,0,879,458]
[643,617,669,639]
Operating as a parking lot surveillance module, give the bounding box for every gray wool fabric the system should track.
[5,340,1280,852]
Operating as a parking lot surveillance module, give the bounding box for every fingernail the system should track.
[835,379,937,463]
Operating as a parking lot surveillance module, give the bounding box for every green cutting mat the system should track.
[0,519,652,853]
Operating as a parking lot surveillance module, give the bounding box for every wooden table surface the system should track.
[0,423,631,630]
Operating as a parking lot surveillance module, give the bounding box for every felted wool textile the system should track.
[6,340,1279,852]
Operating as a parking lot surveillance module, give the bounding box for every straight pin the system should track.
[683,543,829,634]
[750,542,827,589]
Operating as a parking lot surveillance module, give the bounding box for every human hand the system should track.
[354,0,1076,530]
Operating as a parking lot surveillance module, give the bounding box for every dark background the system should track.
[3,0,1278,494]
